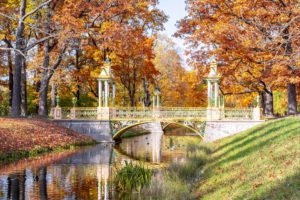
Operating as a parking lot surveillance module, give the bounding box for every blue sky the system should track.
[157,0,189,67]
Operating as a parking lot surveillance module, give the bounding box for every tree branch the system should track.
[0,47,26,58]
[48,44,67,81]
[22,0,53,20]
[25,34,59,51]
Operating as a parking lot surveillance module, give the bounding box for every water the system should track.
[0,128,201,199]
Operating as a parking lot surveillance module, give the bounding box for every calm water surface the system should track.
[0,129,201,200]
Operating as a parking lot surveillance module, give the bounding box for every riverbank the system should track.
[196,117,300,199]
[0,118,96,164]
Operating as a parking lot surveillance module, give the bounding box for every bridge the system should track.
[52,106,261,142]
[52,62,263,142]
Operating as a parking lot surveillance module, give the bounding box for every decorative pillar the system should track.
[205,62,221,121]
[207,81,212,107]
[70,97,77,119]
[253,95,261,120]
[104,80,109,107]
[214,81,219,107]
[112,82,116,106]
[98,80,102,107]
[97,58,114,120]
[54,95,62,120]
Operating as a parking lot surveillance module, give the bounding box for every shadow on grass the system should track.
[197,118,300,199]
[214,123,269,152]
[214,119,291,154]
[214,120,299,161]
[209,126,298,170]
[237,170,300,200]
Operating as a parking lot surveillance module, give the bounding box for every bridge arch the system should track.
[162,122,202,136]
[112,121,204,140]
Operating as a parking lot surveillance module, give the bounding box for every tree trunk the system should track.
[142,79,151,107]
[129,94,135,107]
[21,60,27,116]
[50,83,57,109]
[260,91,266,114]
[38,4,51,117]
[7,49,13,110]
[11,0,26,117]
[264,91,274,117]
[282,27,297,115]
[287,83,297,115]
[38,72,50,116]
[35,78,41,113]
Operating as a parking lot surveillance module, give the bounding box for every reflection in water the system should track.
[0,129,201,199]
[117,132,163,163]
[0,144,114,200]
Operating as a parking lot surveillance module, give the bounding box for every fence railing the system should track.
[224,108,253,120]
[53,107,258,121]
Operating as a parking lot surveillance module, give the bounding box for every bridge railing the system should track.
[223,108,253,120]
[54,107,257,121]
[111,107,207,120]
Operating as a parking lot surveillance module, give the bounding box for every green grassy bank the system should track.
[196,117,300,199]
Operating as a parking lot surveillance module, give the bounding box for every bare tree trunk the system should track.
[282,27,297,115]
[35,75,41,113]
[287,83,297,115]
[21,60,27,116]
[11,0,26,117]
[38,4,51,117]
[260,91,266,115]
[142,78,151,107]
[7,49,13,110]
[38,40,50,116]
[264,91,274,117]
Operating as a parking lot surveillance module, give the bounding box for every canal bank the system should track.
[0,118,96,164]
[194,117,300,199]
[0,117,298,199]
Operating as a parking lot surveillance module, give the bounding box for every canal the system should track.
[0,126,203,199]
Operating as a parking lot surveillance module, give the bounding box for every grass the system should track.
[195,117,300,199]
[0,118,96,164]
[0,140,95,164]
[140,142,212,199]
[114,161,153,199]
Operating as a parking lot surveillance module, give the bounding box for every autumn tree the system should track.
[0,0,59,116]
[56,0,166,107]
[177,0,300,116]
[0,0,167,116]
[154,35,206,107]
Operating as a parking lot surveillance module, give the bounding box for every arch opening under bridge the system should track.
[111,121,206,140]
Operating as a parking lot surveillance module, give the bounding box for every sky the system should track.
[157,0,189,68]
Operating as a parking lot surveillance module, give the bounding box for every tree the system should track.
[154,35,206,107]
[0,0,57,116]
[176,0,300,116]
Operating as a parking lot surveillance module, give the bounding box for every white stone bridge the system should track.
[52,106,262,142]
[52,61,264,142]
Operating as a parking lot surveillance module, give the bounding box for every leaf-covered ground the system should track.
[0,118,94,155]
[196,117,300,200]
